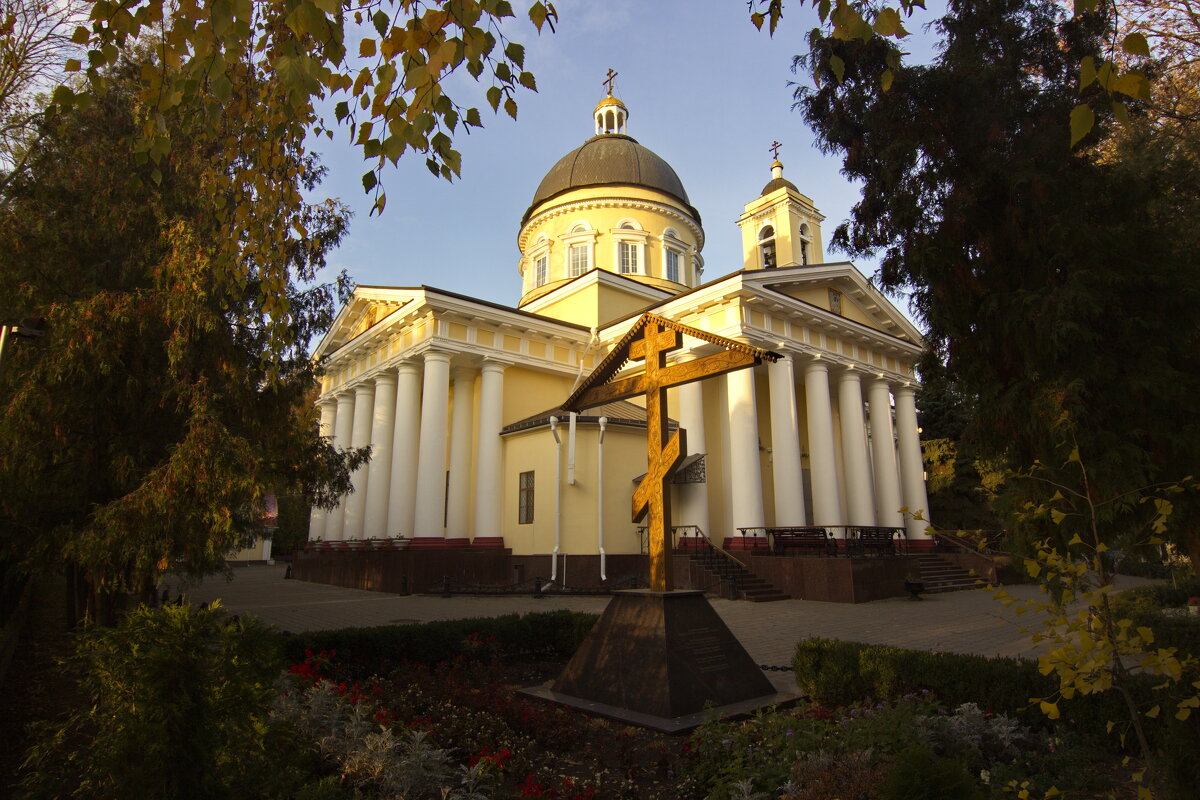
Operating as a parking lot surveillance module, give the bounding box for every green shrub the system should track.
[792,638,1053,723]
[791,637,1200,796]
[20,603,295,800]
[880,746,982,800]
[279,610,597,680]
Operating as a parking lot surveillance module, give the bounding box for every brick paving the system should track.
[170,564,1160,670]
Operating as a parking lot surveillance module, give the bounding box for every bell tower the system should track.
[736,144,826,270]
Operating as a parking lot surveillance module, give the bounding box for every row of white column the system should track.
[678,353,930,540]
[309,352,508,543]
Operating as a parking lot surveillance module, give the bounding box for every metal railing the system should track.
[735,525,908,557]
[433,574,649,597]
[932,529,1007,555]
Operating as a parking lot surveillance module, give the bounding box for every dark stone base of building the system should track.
[522,589,796,732]
[292,548,926,602]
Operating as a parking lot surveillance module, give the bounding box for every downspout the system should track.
[597,416,608,581]
[567,412,577,485]
[549,415,561,584]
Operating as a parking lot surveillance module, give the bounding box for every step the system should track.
[915,555,982,594]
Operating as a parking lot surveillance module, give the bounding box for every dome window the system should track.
[662,227,686,285]
[613,220,649,276]
[759,225,777,269]
[535,255,548,287]
[619,242,639,274]
[665,249,680,283]
[559,222,598,281]
[569,244,589,277]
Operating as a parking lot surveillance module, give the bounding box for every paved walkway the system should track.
[170,565,1159,670]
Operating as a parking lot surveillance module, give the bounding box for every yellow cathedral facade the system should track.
[306,89,932,581]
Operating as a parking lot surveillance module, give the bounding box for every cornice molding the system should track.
[519,196,704,252]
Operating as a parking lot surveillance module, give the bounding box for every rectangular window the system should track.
[665,249,680,283]
[619,241,639,274]
[569,245,588,277]
[535,256,548,286]
[518,471,535,524]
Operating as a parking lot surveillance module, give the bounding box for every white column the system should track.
[803,359,844,527]
[675,375,710,537]
[837,369,876,526]
[768,355,807,526]
[726,367,765,537]
[473,361,507,542]
[341,381,376,540]
[325,391,356,540]
[307,399,337,541]
[445,366,476,542]
[413,350,451,540]
[386,361,422,538]
[894,384,932,540]
[868,378,904,528]
[363,372,398,539]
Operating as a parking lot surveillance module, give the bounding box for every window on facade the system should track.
[535,255,548,286]
[619,241,639,274]
[665,249,680,283]
[799,224,810,265]
[569,244,588,277]
[518,471,535,523]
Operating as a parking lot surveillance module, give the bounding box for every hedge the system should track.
[792,637,1200,791]
[278,610,598,680]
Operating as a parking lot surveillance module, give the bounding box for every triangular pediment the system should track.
[313,288,420,360]
[745,263,923,344]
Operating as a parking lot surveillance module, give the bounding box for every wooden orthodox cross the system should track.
[563,314,777,592]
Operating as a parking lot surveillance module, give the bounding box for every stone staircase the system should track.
[916,554,982,593]
[686,550,790,602]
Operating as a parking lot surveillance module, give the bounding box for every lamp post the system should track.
[0,319,46,378]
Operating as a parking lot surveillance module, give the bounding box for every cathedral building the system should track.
[306,89,931,584]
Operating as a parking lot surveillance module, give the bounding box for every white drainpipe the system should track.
[549,415,562,584]
[597,416,608,581]
[567,411,578,485]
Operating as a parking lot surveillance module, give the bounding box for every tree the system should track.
[794,0,1200,571]
[46,0,556,367]
[917,353,1005,532]
[0,57,364,622]
[0,0,85,177]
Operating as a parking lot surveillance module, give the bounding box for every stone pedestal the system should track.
[522,589,795,732]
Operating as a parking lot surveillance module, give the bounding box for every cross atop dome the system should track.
[594,69,628,135]
[769,140,785,176]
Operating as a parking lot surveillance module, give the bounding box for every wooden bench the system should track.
[846,526,898,557]
[768,527,837,557]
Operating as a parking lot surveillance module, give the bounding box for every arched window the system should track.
[560,222,597,279]
[759,225,776,269]
[662,228,685,284]
[526,234,551,291]
[799,223,811,265]
[613,219,648,275]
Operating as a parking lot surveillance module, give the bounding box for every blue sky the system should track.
[307,0,945,316]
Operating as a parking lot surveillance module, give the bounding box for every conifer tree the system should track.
[796,0,1200,568]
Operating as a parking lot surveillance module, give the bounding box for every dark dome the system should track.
[522,134,699,225]
[761,176,798,196]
